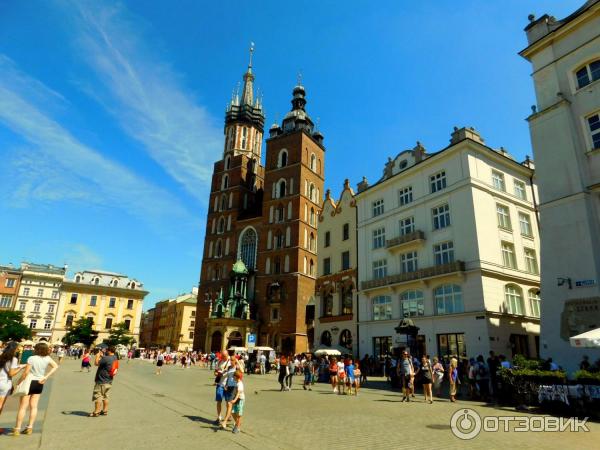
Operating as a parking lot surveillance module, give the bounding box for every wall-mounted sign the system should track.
[575,280,596,288]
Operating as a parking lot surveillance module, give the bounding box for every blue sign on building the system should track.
[247,334,256,344]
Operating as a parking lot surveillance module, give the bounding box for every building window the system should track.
[309,233,316,252]
[434,284,463,315]
[514,180,527,200]
[37,288,43,298]
[399,187,413,206]
[190,320,195,327]
[492,170,506,191]
[309,259,315,277]
[278,149,288,168]
[323,294,333,317]
[276,205,285,222]
[505,285,524,315]
[89,295,97,307]
[372,199,385,217]
[189,331,194,339]
[29,319,37,329]
[325,231,331,247]
[239,227,258,270]
[524,248,539,274]
[341,286,353,315]
[48,303,55,313]
[432,204,451,230]
[109,297,116,308]
[433,241,454,265]
[373,336,393,359]
[124,319,131,330]
[105,317,113,329]
[496,204,512,230]
[372,227,386,249]
[323,258,331,276]
[0,295,11,308]
[225,155,231,170]
[501,242,517,269]
[342,223,350,240]
[75,275,82,283]
[241,126,248,149]
[271,307,279,321]
[529,290,541,318]
[310,153,316,171]
[399,217,415,236]
[191,310,196,317]
[341,251,350,271]
[65,314,74,327]
[44,320,52,330]
[70,293,78,304]
[372,296,392,321]
[587,113,600,150]
[400,290,424,318]
[310,207,315,226]
[430,171,447,193]
[127,299,134,309]
[23,287,30,296]
[33,303,40,313]
[5,278,15,288]
[400,251,418,273]
[19,301,26,311]
[339,329,352,349]
[437,333,466,359]
[519,213,533,237]
[321,330,332,346]
[278,180,287,198]
[372,259,387,279]
[51,290,59,299]
[575,59,600,89]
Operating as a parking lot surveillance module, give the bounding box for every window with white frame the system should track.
[241,126,248,149]
[434,284,463,315]
[575,59,600,89]
[51,290,59,299]
[399,217,414,236]
[524,248,539,274]
[372,259,387,279]
[372,227,386,249]
[37,288,43,297]
[514,180,527,200]
[5,278,15,288]
[587,113,600,150]
[19,301,26,311]
[501,242,517,269]
[399,187,413,206]
[372,296,392,321]
[48,303,55,313]
[529,290,541,318]
[492,170,506,191]
[505,285,524,315]
[519,212,533,237]
[372,199,384,217]
[433,241,454,265]
[29,319,37,329]
[33,303,40,312]
[432,204,451,230]
[23,287,30,296]
[0,295,11,308]
[496,204,512,230]
[400,290,424,318]
[430,171,447,193]
[44,320,52,330]
[400,251,418,273]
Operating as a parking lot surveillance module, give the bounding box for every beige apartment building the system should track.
[52,270,148,345]
[313,180,358,355]
[16,262,66,342]
[356,128,541,361]
[521,0,600,372]
[151,290,198,351]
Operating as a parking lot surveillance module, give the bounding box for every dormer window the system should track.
[75,275,81,283]
[93,277,100,285]
[129,282,136,290]
[576,59,600,89]
[111,279,118,287]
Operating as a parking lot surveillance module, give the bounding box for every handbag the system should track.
[13,373,33,397]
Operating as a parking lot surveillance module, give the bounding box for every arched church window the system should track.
[225,155,231,170]
[241,127,248,149]
[239,228,257,270]
[278,180,286,198]
[279,149,288,168]
[310,153,316,171]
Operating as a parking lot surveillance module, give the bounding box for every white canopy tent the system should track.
[569,328,600,348]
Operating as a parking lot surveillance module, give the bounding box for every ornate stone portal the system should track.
[205,260,257,352]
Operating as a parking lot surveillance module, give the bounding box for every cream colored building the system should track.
[521,0,600,372]
[356,127,541,361]
[16,262,66,342]
[52,270,148,345]
[313,180,358,355]
[154,290,198,351]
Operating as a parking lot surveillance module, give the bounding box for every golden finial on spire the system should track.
[249,42,255,68]
[297,70,303,86]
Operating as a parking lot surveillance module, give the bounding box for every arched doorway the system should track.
[227,331,243,349]
[210,331,222,352]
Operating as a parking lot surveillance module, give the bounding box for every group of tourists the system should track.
[212,352,245,434]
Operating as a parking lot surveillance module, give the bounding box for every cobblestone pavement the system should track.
[0,359,596,449]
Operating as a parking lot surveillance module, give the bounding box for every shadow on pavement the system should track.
[183,415,216,425]
[426,424,451,430]
[374,399,403,402]
[61,411,90,417]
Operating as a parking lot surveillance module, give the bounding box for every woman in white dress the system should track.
[10,342,58,436]
[0,342,26,419]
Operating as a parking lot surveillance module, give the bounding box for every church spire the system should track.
[241,42,255,107]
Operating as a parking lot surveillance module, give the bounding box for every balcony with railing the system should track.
[386,230,425,250]
[361,260,465,291]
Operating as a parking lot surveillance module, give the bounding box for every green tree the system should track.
[62,317,98,348]
[105,322,134,347]
[0,311,32,342]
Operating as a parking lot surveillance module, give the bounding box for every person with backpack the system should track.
[89,347,118,417]
[475,355,490,402]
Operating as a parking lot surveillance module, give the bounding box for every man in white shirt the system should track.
[259,353,267,375]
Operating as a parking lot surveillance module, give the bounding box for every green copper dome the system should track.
[231,259,249,274]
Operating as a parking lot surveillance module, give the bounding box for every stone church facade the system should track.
[193,48,325,354]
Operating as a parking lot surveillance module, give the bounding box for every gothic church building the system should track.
[193,49,325,354]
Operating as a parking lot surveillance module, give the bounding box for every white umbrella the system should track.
[228,346,247,353]
[569,328,600,348]
[52,341,65,346]
[72,342,85,347]
[254,346,274,351]
[20,340,35,346]
[314,348,341,356]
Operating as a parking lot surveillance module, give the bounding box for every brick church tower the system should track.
[193,47,325,355]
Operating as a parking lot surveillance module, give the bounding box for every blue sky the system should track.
[0,0,583,309]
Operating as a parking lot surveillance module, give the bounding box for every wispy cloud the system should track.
[68,1,222,202]
[0,55,190,223]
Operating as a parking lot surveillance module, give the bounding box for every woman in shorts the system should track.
[0,342,25,419]
[353,361,361,395]
[10,343,58,436]
[329,357,338,393]
[81,350,92,372]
